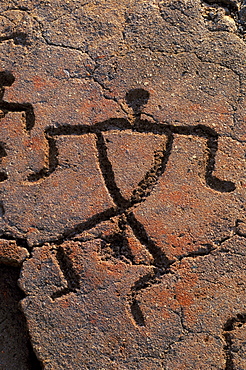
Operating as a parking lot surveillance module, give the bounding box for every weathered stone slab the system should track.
[0,0,245,369]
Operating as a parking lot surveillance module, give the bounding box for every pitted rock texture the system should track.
[0,0,245,369]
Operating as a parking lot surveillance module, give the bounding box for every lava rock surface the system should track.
[0,0,245,369]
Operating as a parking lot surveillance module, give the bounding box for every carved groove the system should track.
[0,142,7,182]
[0,71,35,132]
[96,132,130,209]
[0,32,29,46]
[27,122,236,196]
[52,246,81,299]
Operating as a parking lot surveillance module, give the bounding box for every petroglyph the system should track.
[0,76,243,328]
[0,0,246,368]
[0,69,244,368]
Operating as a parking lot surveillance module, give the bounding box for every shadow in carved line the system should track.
[0,263,42,369]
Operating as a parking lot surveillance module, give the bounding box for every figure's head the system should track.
[125,88,149,116]
[0,71,15,87]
